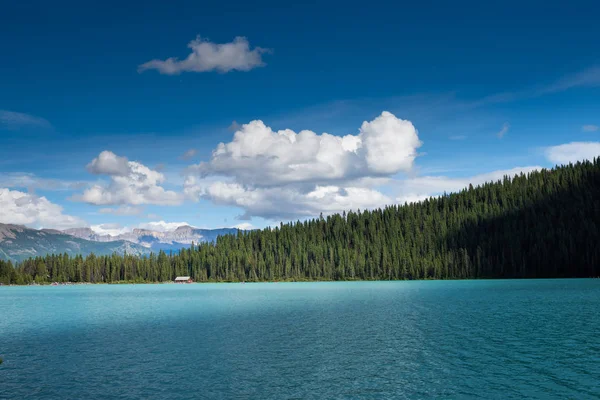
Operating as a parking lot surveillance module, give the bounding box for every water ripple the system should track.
[0,280,599,399]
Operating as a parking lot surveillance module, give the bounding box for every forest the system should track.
[1,158,599,284]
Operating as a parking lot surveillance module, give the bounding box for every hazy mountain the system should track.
[0,223,151,263]
[61,228,114,242]
[62,225,239,252]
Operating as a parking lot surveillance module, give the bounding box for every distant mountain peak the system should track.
[63,227,95,235]
[0,222,242,262]
[0,223,151,262]
[60,224,239,254]
[174,225,194,232]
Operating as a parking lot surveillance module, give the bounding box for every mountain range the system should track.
[63,225,238,252]
[0,223,239,262]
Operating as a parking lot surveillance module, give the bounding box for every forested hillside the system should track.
[1,159,599,284]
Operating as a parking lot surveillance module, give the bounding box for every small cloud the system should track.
[228,121,241,132]
[0,110,52,131]
[496,122,510,139]
[233,222,253,230]
[545,141,600,165]
[155,163,166,172]
[138,36,270,75]
[75,150,183,206]
[87,151,131,176]
[90,223,129,236]
[449,135,467,141]
[179,148,197,161]
[582,125,599,132]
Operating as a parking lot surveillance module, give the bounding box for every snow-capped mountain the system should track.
[62,225,239,252]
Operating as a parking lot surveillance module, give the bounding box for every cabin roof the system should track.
[174,276,191,281]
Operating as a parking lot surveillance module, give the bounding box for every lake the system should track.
[1,280,599,399]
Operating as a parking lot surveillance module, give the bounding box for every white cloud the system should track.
[75,151,183,206]
[98,206,143,216]
[184,112,420,220]
[90,223,131,236]
[87,150,131,176]
[138,36,270,75]
[360,112,422,174]
[179,148,197,160]
[0,188,86,229]
[395,166,542,204]
[0,110,52,130]
[545,142,600,165]
[496,122,510,139]
[189,111,421,187]
[137,221,192,232]
[582,125,599,132]
[192,182,392,220]
[233,222,253,230]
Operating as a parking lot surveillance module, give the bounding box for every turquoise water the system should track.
[1,280,599,399]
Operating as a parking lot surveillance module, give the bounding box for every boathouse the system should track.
[174,276,193,283]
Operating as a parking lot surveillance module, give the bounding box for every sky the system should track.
[1,0,599,234]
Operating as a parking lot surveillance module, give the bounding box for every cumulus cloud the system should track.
[395,166,542,204]
[184,112,421,219]
[189,111,421,187]
[138,36,270,75]
[87,151,131,176]
[582,125,599,132]
[0,188,86,229]
[75,151,183,206]
[179,148,197,161]
[0,110,52,130]
[189,181,391,220]
[496,122,510,139]
[545,142,600,165]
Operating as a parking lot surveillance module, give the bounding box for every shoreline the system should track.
[1,276,598,287]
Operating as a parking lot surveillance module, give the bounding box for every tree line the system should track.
[1,158,599,285]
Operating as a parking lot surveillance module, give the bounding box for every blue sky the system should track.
[1,0,599,233]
